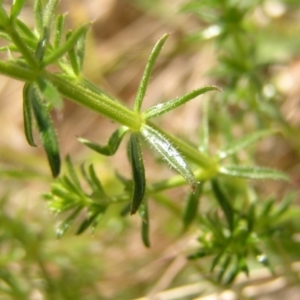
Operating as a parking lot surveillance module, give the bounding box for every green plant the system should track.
[0,0,299,295]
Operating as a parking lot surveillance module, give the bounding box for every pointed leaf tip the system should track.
[30,84,61,177]
[133,33,170,113]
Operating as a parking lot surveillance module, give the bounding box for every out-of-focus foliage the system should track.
[0,0,300,299]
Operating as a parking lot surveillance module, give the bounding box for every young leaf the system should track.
[211,179,234,230]
[66,30,80,75]
[182,182,203,230]
[22,83,36,147]
[56,207,82,238]
[15,19,38,43]
[223,263,239,285]
[139,201,150,247]
[76,25,87,71]
[217,255,231,282]
[128,133,146,214]
[34,0,43,35]
[134,33,169,113]
[76,213,98,235]
[10,0,26,18]
[219,165,289,181]
[65,155,81,188]
[217,129,277,159]
[43,0,59,30]
[272,192,294,219]
[141,124,197,190]
[78,126,129,156]
[76,208,106,235]
[35,28,49,63]
[88,164,107,198]
[29,84,61,177]
[54,14,66,48]
[143,85,220,120]
[43,24,89,66]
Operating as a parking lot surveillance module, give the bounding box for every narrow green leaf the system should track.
[128,133,146,214]
[37,77,63,109]
[143,85,220,120]
[211,179,234,230]
[65,155,81,187]
[198,98,210,154]
[11,0,26,18]
[223,264,239,285]
[22,83,36,147]
[76,25,87,71]
[260,199,274,218]
[0,6,9,28]
[76,210,105,235]
[43,0,59,30]
[34,0,43,35]
[80,164,95,192]
[134,33,169,112]
[30,84,61,177]
[54,14,66,48]
[272,192,294,219]
[56,207,81,238]
[182,182,203,230]
[141,124,197,190]
[211,252,223,272]
[88,164,106,197]
[61,175,83,196]
[43,24,89,66]
[66,30,80,75]
[78,126,129,156]
[35,28,50,63]
[219,165,289,181]
[217,129,277,159]
[247,204,255,232]
[217,255,232,282]
[139,201,150,247]
[15,19,37,42]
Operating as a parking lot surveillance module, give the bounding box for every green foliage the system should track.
[0,0,299,297]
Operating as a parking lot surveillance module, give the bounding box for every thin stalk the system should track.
[110,167,215,204]
[0,60,142,129]
[46,73,142,130]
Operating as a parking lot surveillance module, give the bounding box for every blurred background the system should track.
[1,0,300,299]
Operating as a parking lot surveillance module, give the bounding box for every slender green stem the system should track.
[109,166,216,205]
[46,73,142,130]
[0,60,142,130]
